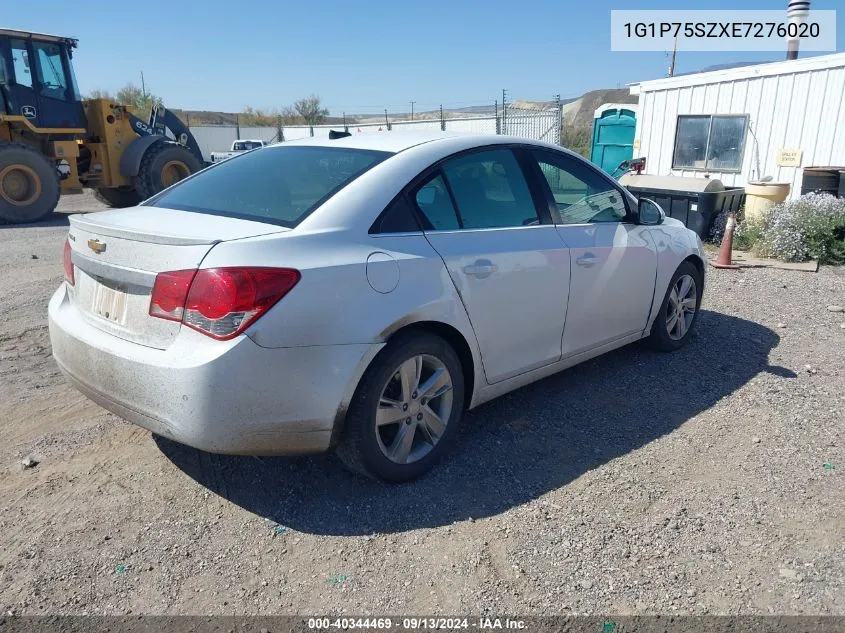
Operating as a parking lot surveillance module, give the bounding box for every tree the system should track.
[240,106,276,126]
[241,106,303,127]
[279,106,301,125]
[115,82,159,114]
[294,95,329,126]
[87,88,114,100]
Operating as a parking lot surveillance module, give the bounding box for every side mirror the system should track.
[638,198,665,225]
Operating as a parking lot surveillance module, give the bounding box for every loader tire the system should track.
[0,143,60,224]
[93,186,142,208]
[134,142,201,200]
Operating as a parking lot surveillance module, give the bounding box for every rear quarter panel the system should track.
[200,229,482,353]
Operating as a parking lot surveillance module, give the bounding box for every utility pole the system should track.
[668,35,678,77]
[554,94,563,146]
[384,108,389,130]
[502,89,508,135]
[140,71,147,99]
[495,99,499,134]
[410,101,416,121]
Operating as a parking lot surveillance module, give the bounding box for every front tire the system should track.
[336,331,465,482]
[93,185,142,208]
[0,143,60,224]
[134,142,202,199]
[647,261,703,352]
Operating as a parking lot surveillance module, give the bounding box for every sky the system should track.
[6,0,844,115]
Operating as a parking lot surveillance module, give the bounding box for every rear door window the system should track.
[146,146,391,227]
[441,149,539,229]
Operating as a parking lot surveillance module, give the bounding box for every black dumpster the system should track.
[620,174,745,239]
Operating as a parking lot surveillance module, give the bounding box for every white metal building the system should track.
[629,52,845,198]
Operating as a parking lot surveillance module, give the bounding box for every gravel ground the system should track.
[0,194,843,616]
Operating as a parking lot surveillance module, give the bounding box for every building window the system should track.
[672,115,748,172]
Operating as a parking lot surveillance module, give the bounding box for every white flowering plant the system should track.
[711,193,845,264]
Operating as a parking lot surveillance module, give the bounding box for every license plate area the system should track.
[91,278,129,324]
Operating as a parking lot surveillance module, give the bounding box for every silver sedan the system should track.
[48,133,706,481]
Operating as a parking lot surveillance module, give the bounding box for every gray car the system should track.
[48,132,706,481]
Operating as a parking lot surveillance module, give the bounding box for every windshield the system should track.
[145,146,391,227]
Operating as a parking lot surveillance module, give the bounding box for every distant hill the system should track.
[170,108,345,126]
[560,88,638,129]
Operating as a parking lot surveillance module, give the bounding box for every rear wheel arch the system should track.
[391,321,475,410]
[334,325,469,480]
[331,320,476,448]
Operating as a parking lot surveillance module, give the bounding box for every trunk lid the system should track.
[66,207,288,349]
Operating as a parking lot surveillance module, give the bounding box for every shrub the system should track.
[711,193,845,263]
[757,193,845,264]
[707,208,731,244]
[733,212,765,251]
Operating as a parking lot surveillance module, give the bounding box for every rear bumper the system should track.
[48,284,382,455]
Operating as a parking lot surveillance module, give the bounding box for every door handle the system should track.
[575,253,598,267]
[463,260,498,278]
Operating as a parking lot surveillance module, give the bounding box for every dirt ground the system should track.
[0,193,843,616]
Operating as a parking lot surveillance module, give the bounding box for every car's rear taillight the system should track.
[63,238,75,286]
[149,267,300,340]
[149,270,196,322]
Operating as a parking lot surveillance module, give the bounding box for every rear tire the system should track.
[134,142,202,200]
[0,143,60,224]
[93,186,142,208]
[647,261,703,352]
[336,331,465,482]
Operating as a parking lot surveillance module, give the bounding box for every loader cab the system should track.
[0,29,86,131]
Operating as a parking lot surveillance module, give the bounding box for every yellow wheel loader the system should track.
[0,28,206,224]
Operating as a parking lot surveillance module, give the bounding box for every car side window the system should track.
[413,174,460,231]
[441,149,539,229]
[371,195,421,234]
[534,151,629,224]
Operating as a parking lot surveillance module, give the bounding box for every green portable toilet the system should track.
[591,104,638,175]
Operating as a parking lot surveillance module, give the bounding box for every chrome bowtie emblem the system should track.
[87,239,106,255]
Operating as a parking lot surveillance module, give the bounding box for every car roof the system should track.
[274,131,513,154]
[273,131,571,155]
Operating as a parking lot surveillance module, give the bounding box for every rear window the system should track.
[145,146,391,227]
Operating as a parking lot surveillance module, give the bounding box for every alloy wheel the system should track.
[375,354,454,465]
[666,273,697,341]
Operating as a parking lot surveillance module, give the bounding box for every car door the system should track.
[530,149,657,358]
[413,147,571,384]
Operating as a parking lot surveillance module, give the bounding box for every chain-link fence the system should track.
[188,100,564,161]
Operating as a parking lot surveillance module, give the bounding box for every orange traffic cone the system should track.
[711,212,740,269]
